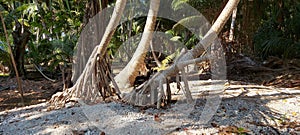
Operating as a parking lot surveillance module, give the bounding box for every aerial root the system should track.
[48,46,120,110]
[122,53,210,108]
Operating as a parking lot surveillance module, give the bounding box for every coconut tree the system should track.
[114,0,161,88]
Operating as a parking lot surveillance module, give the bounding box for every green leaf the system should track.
[171,0,189,11]
[15,4,30,12]
[165,30,174,37]
[173,15,205,31]
[0,5,5,11]
[170,36,181,42]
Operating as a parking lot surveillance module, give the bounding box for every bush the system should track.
[254,2,300,59]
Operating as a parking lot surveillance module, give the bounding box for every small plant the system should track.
[26,34,76,74]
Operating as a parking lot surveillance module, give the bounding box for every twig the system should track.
[0,11,24,106]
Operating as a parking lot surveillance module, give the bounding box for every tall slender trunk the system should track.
[72,0,109,83]
[229,7,237,42]
[65,0,105,89]
[114,0,161,88]
[49,0,127,109]
[0,12,25,105]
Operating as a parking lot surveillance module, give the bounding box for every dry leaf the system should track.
[154,114,162,122]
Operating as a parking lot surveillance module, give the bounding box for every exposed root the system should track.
[48,46,119,110]
[122,49,210,108]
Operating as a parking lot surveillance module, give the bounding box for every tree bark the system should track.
[72,0,108,83]
[114,0,161,88]
[229,7,237,42]
[49,0,127,109]
[12,20,30,77]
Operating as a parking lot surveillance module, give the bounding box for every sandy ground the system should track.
[0,80,300,135]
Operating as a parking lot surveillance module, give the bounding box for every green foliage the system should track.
[108,16,146,57]
[254,2,300,59]
[26,34,77,71]
[0,41,11,68]
[166,1,209,50]
[1,0,85,74]
[153,49,180,71]
[165,25,199,50]
[171,0,189,11]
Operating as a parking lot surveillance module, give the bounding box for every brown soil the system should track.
[227,55,300,88]
[1,55,300,112]
[0,76,62,111]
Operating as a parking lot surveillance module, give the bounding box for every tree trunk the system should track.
[229,7,237,42]
[1,12,25,106]
[12,20,30,77]
[72,0,108,83]
[114,0,161,88]
[48,0,127,109]
[123,0,240,106]
[64,0,106,89]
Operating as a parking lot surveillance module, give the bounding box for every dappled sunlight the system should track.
[0,0,300,134]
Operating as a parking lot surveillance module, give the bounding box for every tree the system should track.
[123,0,240,107]
[1,0,85,78]
[0,1,31,77]
[114,0,161,88]
[12,20,30,77]
[48,0,240,109]
[48,0,127,109]
[0,11,24,105]
[72,0,109,83]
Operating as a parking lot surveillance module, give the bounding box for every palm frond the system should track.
[173,15,202,29]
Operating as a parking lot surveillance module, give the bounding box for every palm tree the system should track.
[114,0,161,89]
[123,0,241,107]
